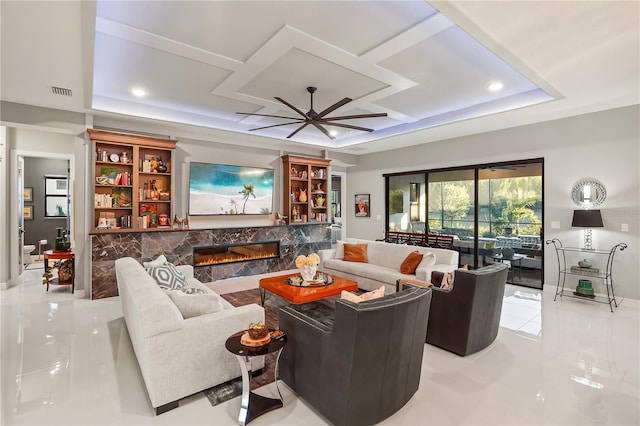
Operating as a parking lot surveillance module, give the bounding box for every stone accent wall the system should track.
[91,224,331,299]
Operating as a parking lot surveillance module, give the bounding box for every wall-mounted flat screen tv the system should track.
[189,162,274,215]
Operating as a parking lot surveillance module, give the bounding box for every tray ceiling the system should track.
[1,1,637,154]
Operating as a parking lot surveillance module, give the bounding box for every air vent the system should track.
[349,146,367,152]
[51,86,72,96]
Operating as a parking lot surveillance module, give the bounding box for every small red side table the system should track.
[44,250,75,293]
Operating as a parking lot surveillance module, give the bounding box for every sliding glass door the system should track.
[385,159,543,289]
[476,163,543,288]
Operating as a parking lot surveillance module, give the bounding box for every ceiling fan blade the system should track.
[275,97,308,119]
[321,121,375,133]
[286,122,311,139]
[249,120,305,131]
[311,122,335,140]
[317,97,352,119]
[319,112,388,121]
[237,112,302,120]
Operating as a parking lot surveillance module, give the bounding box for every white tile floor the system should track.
[1,268,639,425]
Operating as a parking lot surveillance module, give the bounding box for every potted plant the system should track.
[42,259,73,284]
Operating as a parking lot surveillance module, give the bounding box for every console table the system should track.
[546,238,627,312]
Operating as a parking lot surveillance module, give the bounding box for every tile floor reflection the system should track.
[1,269,638,425]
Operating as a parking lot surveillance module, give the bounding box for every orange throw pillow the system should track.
[343,243,368,263]
[400,250,424,274]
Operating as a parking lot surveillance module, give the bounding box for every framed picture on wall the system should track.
[355,194,370,217]
[24,205,33,220]
[24,187,33,202]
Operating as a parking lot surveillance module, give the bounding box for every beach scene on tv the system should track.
[189,162,274,215]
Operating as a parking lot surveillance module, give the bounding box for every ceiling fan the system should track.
[237,86,387,140]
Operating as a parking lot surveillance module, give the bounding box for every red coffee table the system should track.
[259,272,358,305]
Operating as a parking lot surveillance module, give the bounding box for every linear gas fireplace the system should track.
[193,240,280,267]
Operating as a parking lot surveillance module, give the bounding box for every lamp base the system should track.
[582,228,594,251]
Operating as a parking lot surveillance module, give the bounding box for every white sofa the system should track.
[115,257,264,414]
[319,239,459,293]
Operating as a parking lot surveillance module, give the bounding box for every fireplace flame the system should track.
[194,242,279,267]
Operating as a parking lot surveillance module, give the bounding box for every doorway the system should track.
[11,152,73,286]
[330,172,346,244]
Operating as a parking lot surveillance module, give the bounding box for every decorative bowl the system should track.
[248,322,269,339]
[578,259,592,268]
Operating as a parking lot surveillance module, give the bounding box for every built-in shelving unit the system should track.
[282,155,331,225]
[88,129,177,233]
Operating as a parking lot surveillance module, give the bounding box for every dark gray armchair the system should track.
[423,263,508,356]
[277,284,432,426]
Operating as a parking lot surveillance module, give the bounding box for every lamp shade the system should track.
[572,210,604,228]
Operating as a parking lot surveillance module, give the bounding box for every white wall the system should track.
[2,124,87,292]
[0,127,8,287]
[344,105,640,299]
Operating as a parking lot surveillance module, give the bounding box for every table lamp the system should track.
[572,210,603,250]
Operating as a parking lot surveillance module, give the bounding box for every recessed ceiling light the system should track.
[487,81,504,92]
[131,87,147,97]
[329,130,338,137]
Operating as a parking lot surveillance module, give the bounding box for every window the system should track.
[45,176,68,217]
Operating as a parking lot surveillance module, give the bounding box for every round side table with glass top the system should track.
[225,329,287,425]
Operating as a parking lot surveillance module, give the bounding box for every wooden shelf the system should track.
[89,128,176,233]
[282,155,331,225]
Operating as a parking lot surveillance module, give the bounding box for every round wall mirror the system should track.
[571,179,606,208]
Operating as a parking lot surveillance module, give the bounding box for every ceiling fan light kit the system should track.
[237,86,387,140]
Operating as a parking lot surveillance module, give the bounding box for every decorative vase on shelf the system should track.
[54,228,71,251]
[316,195,325,207]
[299,189,307,203]
[300,265,317,282]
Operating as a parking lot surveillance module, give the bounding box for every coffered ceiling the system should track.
[1,1,638,154]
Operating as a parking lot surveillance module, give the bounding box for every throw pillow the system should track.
[439,265,468,291]
[417,252,437,269]
[334,239,358,259]
[181,287,207,295]
[400,250,424,274]
[340,290,362,303]
[440,271,455,291]
[334,240,345,259]
[343,243,368,263]
[360,285,385,301]
[143,255,167,268]
[146,263,187,290]
[168,290,223,319]
[341,285,385,303]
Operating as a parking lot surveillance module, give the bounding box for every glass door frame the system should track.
[384,157,544,289]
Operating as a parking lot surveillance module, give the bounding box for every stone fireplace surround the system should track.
[91,224,331,300]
